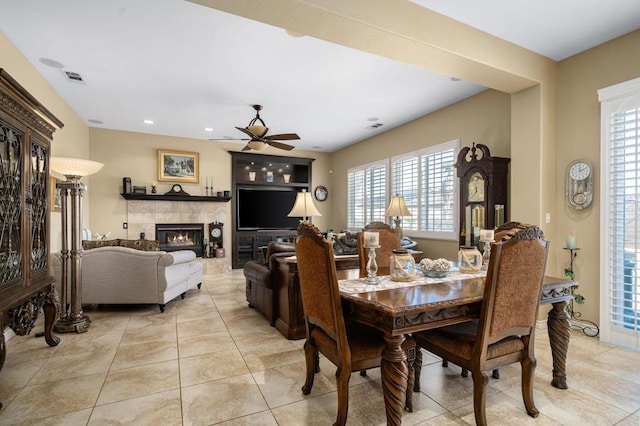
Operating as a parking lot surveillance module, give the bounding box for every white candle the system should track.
[480,229,494,241]
[566,233,576,249]
[363,231,379,247]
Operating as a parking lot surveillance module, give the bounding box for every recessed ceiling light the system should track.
[203,127,214,132]
[143,119,154,125]
[450,77,462,82]
[312,145,322,149]
[366,123,384,130]
[367,117,379,122]
[39,57,65,69]
[87,119,103,124]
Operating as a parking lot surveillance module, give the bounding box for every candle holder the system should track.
[480,238,494,271]
[364,245,380,284]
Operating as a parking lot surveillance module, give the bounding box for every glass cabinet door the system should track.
[0,121,24,286]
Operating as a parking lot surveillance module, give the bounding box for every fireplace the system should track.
[155,223,204,257]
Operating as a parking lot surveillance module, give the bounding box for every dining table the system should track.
[338,270,576,426]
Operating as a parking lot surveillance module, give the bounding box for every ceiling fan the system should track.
[235,105,300,151]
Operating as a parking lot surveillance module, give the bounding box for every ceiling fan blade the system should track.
[267,140,295,151]
[235,126,259,139]
[265,133,300,141]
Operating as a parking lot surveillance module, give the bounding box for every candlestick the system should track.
[364,245,380,284]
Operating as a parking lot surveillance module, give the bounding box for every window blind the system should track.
[599,77,640,349]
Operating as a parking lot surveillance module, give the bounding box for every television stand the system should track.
[231,152,314,268]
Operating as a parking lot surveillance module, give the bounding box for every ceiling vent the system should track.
[61,70,86,85]
[366,122,384,130]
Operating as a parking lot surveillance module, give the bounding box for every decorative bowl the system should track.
[422,269,448,278]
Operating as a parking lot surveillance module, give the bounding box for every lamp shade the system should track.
[247,140,268,151]
[50,156,104,179]
[385,195,411,217]
[287,189,322,218]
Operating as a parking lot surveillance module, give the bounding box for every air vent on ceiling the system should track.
[366,122,384,130]
[61,70,86,85]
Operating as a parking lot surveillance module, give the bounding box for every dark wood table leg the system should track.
[381,334,407,426]
[547,300,570,389]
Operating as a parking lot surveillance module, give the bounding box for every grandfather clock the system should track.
[454,143,510,247]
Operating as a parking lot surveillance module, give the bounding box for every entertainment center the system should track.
[231,152,314,268]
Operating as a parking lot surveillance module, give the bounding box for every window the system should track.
[391,140,458,240]
[347,160,388,228]
[599,77,640,350]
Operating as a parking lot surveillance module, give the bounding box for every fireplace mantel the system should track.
[121,193,231,202]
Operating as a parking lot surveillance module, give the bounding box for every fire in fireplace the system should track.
[155,223,204,257]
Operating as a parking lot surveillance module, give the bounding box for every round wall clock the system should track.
[566,160,594,210]
[314,185,328,202]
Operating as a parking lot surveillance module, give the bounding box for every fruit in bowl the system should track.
[419,258,451,278]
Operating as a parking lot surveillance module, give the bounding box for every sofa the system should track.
[243,241,296,325]
[52,240,203,312]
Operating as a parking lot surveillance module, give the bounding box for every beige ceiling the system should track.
[1,0,638,152]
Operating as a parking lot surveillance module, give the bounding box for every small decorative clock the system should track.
[314,185,328,202]
[566,160,594,210]
[209,222,223,249]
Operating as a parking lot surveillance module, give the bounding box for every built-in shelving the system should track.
[120,193,231,202]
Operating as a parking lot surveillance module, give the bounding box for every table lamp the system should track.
[50,156,104,333]
[385,194,411,238]
[287,189,321,222]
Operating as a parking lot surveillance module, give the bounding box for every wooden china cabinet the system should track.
[454,143,510,247]
[0,69,62,407]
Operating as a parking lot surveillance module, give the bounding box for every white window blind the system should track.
[347,160,388,228]
[599,77,640,349]
[391,140,458,240]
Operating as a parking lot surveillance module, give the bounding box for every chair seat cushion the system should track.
[311,322,386,361]
[415,320,525,360]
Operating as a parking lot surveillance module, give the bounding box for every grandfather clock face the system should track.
[467,172,485,202]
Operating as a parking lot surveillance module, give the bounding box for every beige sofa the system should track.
[52,244,203,312]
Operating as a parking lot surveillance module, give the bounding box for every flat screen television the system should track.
[236,188,301,230]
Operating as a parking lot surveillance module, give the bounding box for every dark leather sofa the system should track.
[243,241,296,325]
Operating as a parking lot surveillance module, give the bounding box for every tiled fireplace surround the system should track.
[125,199,230,273]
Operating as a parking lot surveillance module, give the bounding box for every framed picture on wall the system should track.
[50,176,62,212]
[157,149,199,183]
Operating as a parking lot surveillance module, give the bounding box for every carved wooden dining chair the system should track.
[413,224,550,426]
[296,221,416,425]
[357,221,401,278]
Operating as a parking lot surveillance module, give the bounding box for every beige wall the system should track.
[88,128,332,248]
[329,89,511,260]
[556,29,640,323]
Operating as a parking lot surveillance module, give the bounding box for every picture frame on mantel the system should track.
[158,149,199,183]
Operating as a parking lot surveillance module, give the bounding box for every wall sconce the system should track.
[385,194,412,239]
[50,156,104,333]
[287,189,322,222]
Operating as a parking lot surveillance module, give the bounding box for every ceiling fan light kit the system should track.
[236,104,300,152]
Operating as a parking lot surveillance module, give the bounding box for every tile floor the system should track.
[1,268,639,425]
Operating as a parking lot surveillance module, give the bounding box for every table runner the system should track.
[338,270,487,294]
